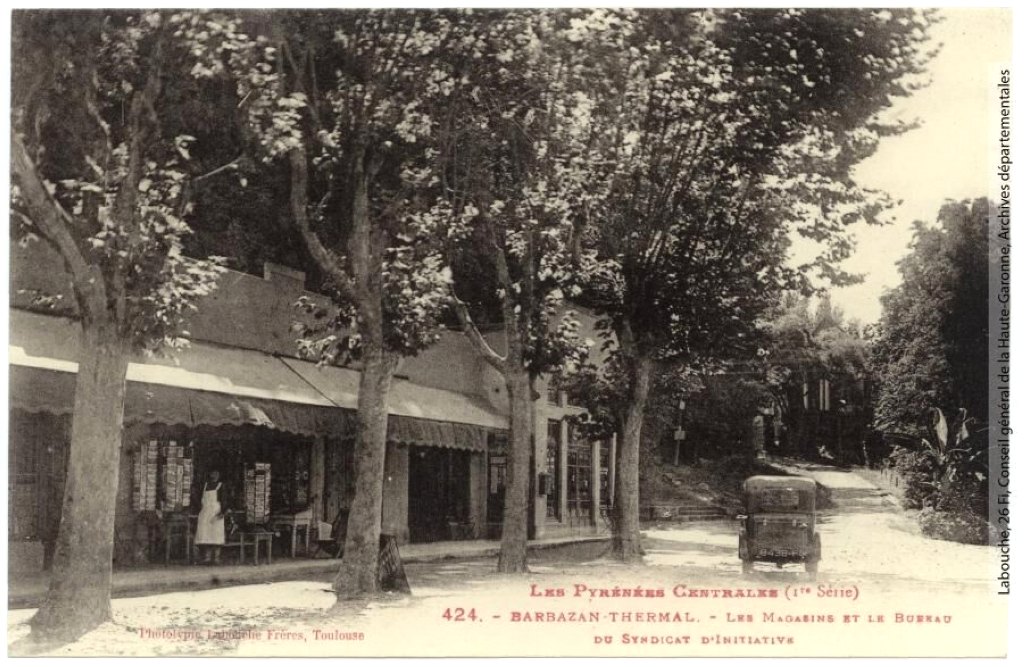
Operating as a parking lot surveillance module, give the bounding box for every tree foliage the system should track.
[871,199,989,437]
[556,8,935,559]
[578,9,935,363]
[871,199,990,540]
[258,11,468,363]
[435,11,598,571]
[10,11,260,348]
[762,294,870,401]
[257,10,490,597]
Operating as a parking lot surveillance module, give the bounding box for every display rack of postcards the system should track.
[132,439,195,513]
[244,462,271,524]
[131,440,160,511]
[159,441,192,512]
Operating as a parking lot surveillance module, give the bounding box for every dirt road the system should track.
[9,463,1008,657]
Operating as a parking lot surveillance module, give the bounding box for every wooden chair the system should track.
[163,513,193,564]
[311,509,348,559]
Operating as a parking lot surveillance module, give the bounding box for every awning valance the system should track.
[388,414,488,451]
[188,390,353,436]
[8,311,351,436]
[9,365,353,437]
[280,357,507,429]
[8,364,76,416]
[281,357,507,451]
[8,311,337,408]
[10,365,193,425]
[10,310,506,449]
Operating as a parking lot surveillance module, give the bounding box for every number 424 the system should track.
[442,607,479,621]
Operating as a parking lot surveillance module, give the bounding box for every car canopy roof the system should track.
[743,475,817,493]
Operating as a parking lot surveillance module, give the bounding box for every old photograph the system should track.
[4,5,1016,658]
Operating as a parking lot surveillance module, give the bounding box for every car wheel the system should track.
[742,559,754,574]
[805,560,819,579]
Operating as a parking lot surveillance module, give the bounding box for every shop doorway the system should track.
[189,426,313,527]
[8,411,68,567]
[407,446,470,543]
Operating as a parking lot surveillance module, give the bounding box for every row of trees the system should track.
[11,9,935,644]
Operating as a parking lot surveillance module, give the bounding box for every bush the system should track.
[888,445,939,509]
[918,507,995,545]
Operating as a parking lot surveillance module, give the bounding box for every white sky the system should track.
[827,7,1013,324]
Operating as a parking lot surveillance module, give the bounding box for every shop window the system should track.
[487,433,508,526]
[563,380,585,410]
[566,425,592,520]
[546,420,561,519]
[488,454,507,493]
[270,443,311,513]
[242,462,270,524]
[546,382,560,406]
[548,375,586,409]
[599,441,611,508]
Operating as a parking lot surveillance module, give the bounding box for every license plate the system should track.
[758,548,801,558]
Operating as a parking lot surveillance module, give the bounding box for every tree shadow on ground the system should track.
[642,534,737,558]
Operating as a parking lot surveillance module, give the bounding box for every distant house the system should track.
[776,373,873,464]
[658,363,872,465]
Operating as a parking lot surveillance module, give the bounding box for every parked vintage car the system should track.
[738,475,821,576]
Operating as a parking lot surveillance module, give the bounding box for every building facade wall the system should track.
[8,242,611,567]
[10,243,492,400]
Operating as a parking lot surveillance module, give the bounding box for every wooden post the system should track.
[311,435,325,522]
[559,419,569,523]
[590,439,600,530]
[609,432,617,508]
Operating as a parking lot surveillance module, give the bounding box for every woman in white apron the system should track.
[195,470,225,564]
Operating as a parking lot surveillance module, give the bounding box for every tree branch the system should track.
[451,289,506,371]
[192,156,243,186]
[112,32,165,232]
[288,142,358,302]
[177,156,244,218]
[281,40,323,131]
[11,135,95,286]
[490,223,524,358]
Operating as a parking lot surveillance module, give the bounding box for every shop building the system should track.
[7,244,612,572]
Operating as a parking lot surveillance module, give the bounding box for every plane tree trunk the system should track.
[612,324,653,563]
[29,320,130,643]
[334,342,399,598]
[497,364,533,573]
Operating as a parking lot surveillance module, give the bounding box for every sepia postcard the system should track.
[3,3,1018,659]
